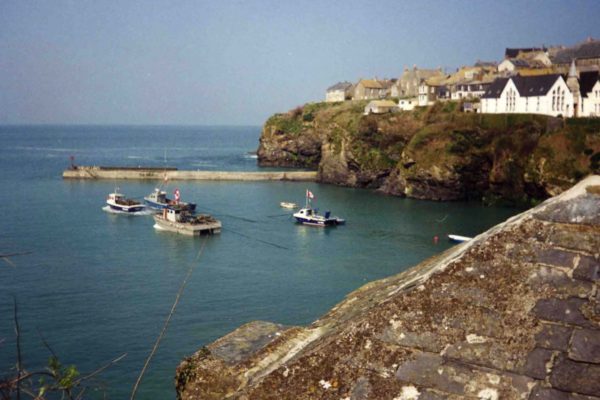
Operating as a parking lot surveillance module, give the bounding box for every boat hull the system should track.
[153,215,221,236]
[106,200,145,213]
[293,216,342,226]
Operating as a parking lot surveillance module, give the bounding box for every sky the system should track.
[0,0,599,125]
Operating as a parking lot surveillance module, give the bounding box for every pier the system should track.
[62,166,317,181]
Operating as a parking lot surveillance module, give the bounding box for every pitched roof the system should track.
[327,81,353,92]
[367,100,397,107]
[481,77,510,99]
[579,70,600,97]
[358,79,384,89]
[505,47,545,58]
[513,74,562,97]
[481,74,563,99]
[552,39,600,64]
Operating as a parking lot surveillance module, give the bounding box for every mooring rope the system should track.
[130,236,208,400]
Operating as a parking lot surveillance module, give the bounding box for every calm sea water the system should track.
[0,125,522,398]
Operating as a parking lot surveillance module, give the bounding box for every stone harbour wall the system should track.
[176,176,600,400]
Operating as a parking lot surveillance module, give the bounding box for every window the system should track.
[552,89,556,111]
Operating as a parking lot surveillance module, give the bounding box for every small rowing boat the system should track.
[280,202,298,209]
[448,234,472,243]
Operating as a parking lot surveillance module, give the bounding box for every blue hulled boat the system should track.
[144,188,196,212]
[106,191,146,213]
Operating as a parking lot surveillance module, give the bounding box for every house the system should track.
[418,75,450,106]
[398,98,418,111]
[480,74,574,117]
[392,67,444,98]
[364,100,398,115]
[498,58,534,74]
[504,47,546,59]
[551,38,600,69]
[579,70,600,117]
[353,79,388,100]
[325,82,354,102]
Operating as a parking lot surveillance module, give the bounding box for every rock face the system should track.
[257,102,600,203]
[176,176,600,399]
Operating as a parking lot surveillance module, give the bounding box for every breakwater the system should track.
[62,166,317,181]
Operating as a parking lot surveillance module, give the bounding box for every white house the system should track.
[480,74,575,117]
[579,71,600,117]
[364,100,398,115]
[398,97,418,111]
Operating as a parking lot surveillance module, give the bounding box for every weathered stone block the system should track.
[569,328,600,364]
[535,323,573,351]
[528,265,593,298]
[547,228,600,254]
[529,385,600,399]
[550,355,600,396]
[536,248,577,269]
[395,353,465,395]
[534,193,600,226]
[395,352,534,398]
[573,255,600,282]
[532,298,594,328]
[521,348,553,379]
[378,329,446,353]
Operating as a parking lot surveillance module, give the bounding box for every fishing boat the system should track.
[448,234,473,243]
[280,202,298,209]
[292,189,345,227]
[144,187,196,211]
[106,191,146,213]
[153,205,221,236]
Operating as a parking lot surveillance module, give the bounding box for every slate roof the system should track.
[481,74,562,99]
[553,39,600,64]
[327,81,353,92]
[481,77,509,99]
[513,74,562,97]
[579,70,600,97]
[505,47,545,58]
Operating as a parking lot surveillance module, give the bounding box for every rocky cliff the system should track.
[257,101,600,203]
[176,176,600,399]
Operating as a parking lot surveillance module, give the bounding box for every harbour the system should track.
[0,125,523,399]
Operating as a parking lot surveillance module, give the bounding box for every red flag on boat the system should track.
[174,188,180,203]
[306,189,314,199]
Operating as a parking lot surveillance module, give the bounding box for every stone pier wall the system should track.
[62,166,317,181]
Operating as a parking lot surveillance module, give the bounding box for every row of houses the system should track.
[326,38,600,118]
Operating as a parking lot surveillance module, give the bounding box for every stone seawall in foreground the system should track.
[176,175,600,399]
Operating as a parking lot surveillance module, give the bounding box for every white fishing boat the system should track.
[448,234,473,243]
[106,191,146,213]
[292,189,345,227]
[153,205,221,236]
[280,202,298,209]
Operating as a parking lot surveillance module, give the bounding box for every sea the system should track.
[0,125,523,399]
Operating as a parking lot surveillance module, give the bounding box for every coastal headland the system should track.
[258,101,600,204]
[175,175,600,399]
[62,166,317,181]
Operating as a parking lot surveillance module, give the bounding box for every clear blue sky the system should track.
[1,0,598,125]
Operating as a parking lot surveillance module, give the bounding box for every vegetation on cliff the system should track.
[257,101,600,204]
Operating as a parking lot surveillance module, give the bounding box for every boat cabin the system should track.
[162,206,188,222]
[149,188,167,203]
